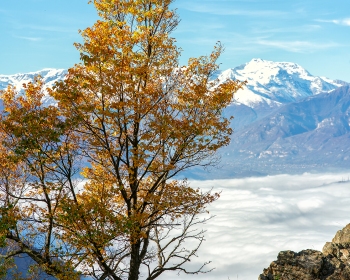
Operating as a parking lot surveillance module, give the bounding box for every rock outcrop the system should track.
[259,224,350,280]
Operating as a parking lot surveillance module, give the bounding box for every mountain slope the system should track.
[218,85,350,177]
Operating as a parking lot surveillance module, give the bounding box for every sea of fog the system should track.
[161,172,350,280]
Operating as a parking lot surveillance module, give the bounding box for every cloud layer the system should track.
[162,172,350,280]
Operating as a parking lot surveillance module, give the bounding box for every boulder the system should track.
[259,224,350,280]
[331,224,350,244]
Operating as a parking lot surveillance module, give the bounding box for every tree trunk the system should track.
[128,242,142,280]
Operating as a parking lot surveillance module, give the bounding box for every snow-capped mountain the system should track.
[0,68,67,92]
[216,58,344,108]
[0,68,67,106]
[217,59,348,131]
[1,59,345,108]
[1,60,349,178]
[0,59,344,107]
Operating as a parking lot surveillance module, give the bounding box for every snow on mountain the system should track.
[0,68,67,92]
[215,58,345,108]
[0,59,346,111]
[0,68,67,106]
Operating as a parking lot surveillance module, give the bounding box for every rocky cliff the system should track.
[259,224,350,280]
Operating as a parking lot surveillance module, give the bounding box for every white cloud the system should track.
[13,35,42,42]
[178,2,286,17]
[251,24,322,35]
[316,18,350,26]
[27,24,76,33]
[162,172,350,280]
[257,39,339,53]
[11,23,76,33]
[175,22,227,34]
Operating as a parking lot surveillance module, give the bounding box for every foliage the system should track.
[0,0,245,279]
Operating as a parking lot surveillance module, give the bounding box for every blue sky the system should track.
[1,0,350,81]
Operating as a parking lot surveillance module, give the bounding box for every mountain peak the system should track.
[214,59,346,107]
[243,58,310,77]
[250,58,264,63]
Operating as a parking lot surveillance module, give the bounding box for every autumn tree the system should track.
[0,0,245,279]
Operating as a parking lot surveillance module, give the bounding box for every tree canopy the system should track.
[0,0,245,279]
